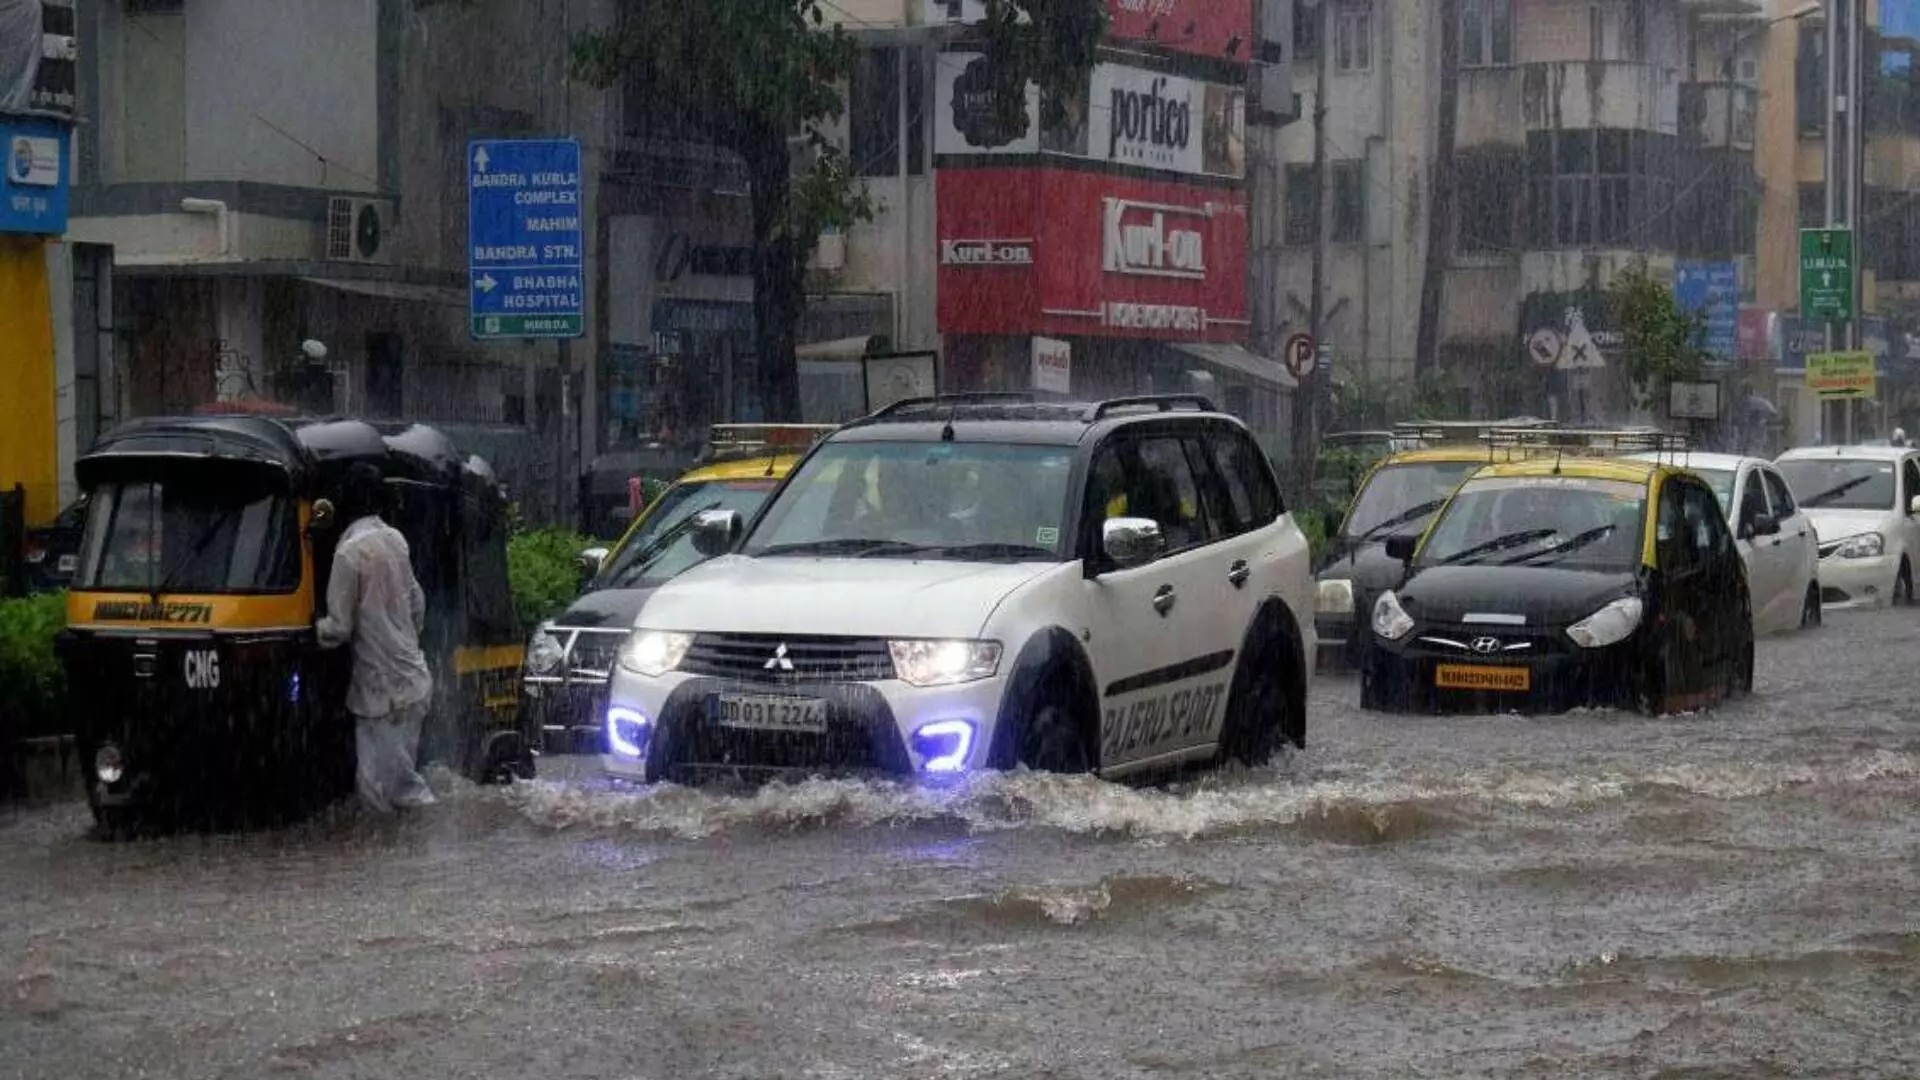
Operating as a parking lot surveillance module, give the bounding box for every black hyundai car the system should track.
[1361,456,1754,715]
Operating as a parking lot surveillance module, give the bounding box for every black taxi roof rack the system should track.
[1481,426,1689,456]
[701,423,838,463]
[1086,394,1218,420]
[1392,418,1557,446]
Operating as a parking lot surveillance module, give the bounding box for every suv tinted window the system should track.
[1134,437,1207,550]
[1761,469,1796,516]
[1206,432,1280,534]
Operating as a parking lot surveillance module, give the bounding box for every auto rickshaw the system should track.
[58,414,526,830]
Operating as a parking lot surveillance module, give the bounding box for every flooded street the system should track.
[3,609,1917,1080]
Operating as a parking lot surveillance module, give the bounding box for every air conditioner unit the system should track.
[325,197,394,264]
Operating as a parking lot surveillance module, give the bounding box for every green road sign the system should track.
[471,313,583,339]
[1799,228,1855,324]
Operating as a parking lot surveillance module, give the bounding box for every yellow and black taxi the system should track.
[58,415,525,830]
[1314,420,1554,668]
[519,424,835,755]
[1360,432,1755,715]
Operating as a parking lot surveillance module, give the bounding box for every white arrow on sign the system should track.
[474,146,491,173]
[1823,271,1833,288]
[475,273,498,293]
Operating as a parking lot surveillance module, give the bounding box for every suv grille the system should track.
[679,633,895,684]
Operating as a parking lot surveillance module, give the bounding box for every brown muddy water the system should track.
[2,608,1917,1079]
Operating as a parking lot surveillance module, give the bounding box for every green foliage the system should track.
[508,528,593,629]
[1293,505,1333,567]
[0,591,67,740]
[1609,260,1710,410]
[1331,368,1470,431]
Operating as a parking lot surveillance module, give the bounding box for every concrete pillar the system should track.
[0,236,58,524]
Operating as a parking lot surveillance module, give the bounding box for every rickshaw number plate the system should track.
[1435,664,1531,692]
[714,694,829,734]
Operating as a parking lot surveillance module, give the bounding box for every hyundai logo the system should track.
[1471,637,1503,654]
[764,643,794,672]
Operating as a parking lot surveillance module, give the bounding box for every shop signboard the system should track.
[1031,335,1072,393]
[924,0,1253,63]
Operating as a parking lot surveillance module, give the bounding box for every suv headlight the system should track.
[1316,578,1355,615]
[889,639,1002,687]
[1566,596,1644,649]
[1371,590,1414,641]
[525,625,565,675]
[618,631,694,678]
[1834,532,1884,559]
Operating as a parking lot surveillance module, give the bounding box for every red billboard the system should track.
[1106,0,1254,63]
[937,167,1247,343]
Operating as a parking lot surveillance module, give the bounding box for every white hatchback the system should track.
[1775,445,1920,609]
[1630,451,1820,633]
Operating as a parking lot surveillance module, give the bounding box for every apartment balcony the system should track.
[1675,0,1764,15]
[1459,67,1525,149]
[1680,82,1758,150]
[1522,61,1679,136]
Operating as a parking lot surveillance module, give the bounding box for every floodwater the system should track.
[3,609,1918,1080]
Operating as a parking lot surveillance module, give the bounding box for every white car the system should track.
[600,394,1315,783]
[1630,451,1820,633]
[1774,444,1920,608]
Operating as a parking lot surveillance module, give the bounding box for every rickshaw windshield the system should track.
[76,473,301,594]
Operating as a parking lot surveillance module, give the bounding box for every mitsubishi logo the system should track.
[1471,637,1502,654]
[764,643,794,672]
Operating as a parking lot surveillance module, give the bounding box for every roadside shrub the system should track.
[0,591,67,741]
[1294,506,1332,567]
[507,528,592,629]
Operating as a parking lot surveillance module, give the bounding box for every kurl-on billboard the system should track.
[937,167,1248,343]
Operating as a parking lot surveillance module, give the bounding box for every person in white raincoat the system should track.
[317,464,438,812]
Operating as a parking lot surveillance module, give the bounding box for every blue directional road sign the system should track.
[1,115,71,236]
[1675,259,1737,360]
[468,138,584,340]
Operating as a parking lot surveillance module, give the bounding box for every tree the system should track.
[1608,260,1710,411]
[573,0,1105,420]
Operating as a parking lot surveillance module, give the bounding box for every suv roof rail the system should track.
[1087,394,1219,421]
[1482,426,1688,456]
[864,392,1039,421]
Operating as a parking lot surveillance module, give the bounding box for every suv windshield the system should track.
[1342,460,1481,540]
[743,441,1076,561]
[595,478,778,589]
[76,475,300,594]
[1418,476,1646,572]
[1776,458,1897,511]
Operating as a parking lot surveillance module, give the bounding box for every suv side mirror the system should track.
[689,509,742,558]
[1384,534,1418,563]
[1101,517,1165,570]
[577,545,609,583]
[1745,513,1780,539]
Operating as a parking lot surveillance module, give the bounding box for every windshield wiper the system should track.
[152,507,242,600]
[921,541,1060,562]
[1800,475,1875,508]
[1501,524,1620,565]
[1434,528,1557,566]
[1354,498,1449,544]
[755,538,925,558]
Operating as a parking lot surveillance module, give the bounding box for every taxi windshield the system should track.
[1775,458,1897,511]
[75,474,300,594]
[743,441,1076,561]
[1342,460,1482,541]
[1418,476,1646,572]
[597,479,779,589]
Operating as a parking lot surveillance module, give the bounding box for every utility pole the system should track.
[1824,0,1864,444]
[1415,0,1460,384]
[1291,0,1329,476]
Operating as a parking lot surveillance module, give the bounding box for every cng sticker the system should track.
[184,650,221,690]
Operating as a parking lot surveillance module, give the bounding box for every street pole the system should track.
[1293,0,1328,479]
[1823,0,1865,444]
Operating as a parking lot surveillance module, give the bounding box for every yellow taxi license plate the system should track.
[1434,664,1531,692]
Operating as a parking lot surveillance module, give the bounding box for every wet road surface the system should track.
[3,608,1918,1079]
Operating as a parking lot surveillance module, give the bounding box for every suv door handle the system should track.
[1227,560,1251,588]
[1152,584,1177,616]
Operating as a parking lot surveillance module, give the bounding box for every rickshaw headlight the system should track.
[619,631,694,678]
[526,625,565,675]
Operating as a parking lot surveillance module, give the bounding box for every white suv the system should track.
[601,395,1315,783]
